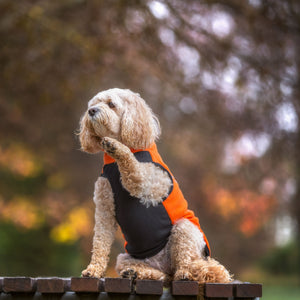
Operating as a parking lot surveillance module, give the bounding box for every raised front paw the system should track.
[81,264,104,278]
[101,137,130,159]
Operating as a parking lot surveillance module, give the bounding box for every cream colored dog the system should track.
[79,88,232,283]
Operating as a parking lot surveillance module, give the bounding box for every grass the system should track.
[239,267,300,299]
[262,285,300,300]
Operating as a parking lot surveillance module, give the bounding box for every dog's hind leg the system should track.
[169,218,208,281]
[187,257,232,283]
[169,218,232,283]
[116,253,167,281]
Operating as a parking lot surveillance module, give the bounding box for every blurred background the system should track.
[0,1,299,299]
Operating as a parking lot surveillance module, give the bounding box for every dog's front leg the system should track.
[82,177,117,278]
[101,137,172,207]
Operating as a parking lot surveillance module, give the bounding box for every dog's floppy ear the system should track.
[120,93,160,149]
[79,113,102,153]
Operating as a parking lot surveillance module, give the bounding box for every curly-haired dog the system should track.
[79,88,232,283]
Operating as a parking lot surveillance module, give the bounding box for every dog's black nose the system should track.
[88,107,99,117]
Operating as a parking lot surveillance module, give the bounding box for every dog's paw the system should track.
[81,264,104,278]
[102,137,118,155]
[173,269,194,281]
[120,267,167,281]
[101,137,121,156]
[120,268,138,280]
[101,137,130,159]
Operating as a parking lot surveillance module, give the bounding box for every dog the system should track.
[79,88,232,283]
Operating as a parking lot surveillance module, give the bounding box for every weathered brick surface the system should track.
[71,277,104,293]
[37,277,70,293]
[202,283,233,298]
[0,277,262,299]
[135,279,163,295]
[3,277,36,293]
[234,283,262,298]
[104,278,132,293]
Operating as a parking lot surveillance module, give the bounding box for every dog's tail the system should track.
[188,257,233,283]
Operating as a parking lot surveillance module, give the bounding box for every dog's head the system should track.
[79,88,161,153]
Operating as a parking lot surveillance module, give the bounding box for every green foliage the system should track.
[262,285,300,300]
[0,0,299,278]
[0,169,46,198]
[260,242,300,275]
[0,223,84,277]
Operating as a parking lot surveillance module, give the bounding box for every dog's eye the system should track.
[108,101,115,109]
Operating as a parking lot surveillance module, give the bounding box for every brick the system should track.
[200,283,233,298]
[3,277,36,293]
[37,277,70,293]
[104,278,132,293]
[202,298,231,300]
[234,283,262,298]
[171,281,199,296]
[71,277,103,293]
[135,280,163,295]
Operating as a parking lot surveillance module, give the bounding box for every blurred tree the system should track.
[0,0,299,276]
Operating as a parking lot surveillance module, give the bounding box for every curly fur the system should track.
[79,88,232,284]
[79,88,160,152]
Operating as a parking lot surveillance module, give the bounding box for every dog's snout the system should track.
[88,107,99,117]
